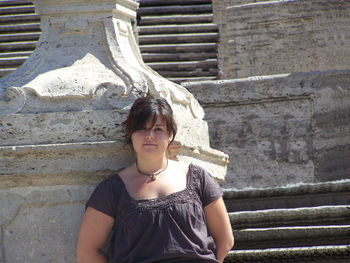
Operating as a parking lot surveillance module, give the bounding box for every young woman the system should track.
[76,96,234,263]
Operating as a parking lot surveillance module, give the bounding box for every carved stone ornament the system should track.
[0,0,204,117]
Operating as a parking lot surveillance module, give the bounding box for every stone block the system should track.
[0,185,95,263]
[0,110,125,146]
[185,70,350,189]
[225,0,350,78]
[207,101,314,189]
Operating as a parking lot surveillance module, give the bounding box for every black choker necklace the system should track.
[136,159,168,181]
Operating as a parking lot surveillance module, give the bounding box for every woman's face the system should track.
[131,115,170,158]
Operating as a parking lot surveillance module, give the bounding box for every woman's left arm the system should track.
[204,197,234,263]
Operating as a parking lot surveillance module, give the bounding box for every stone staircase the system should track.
[0,0,219,83]
[0,0,40,78]
[137,0,219,83]
[223,180,350,262]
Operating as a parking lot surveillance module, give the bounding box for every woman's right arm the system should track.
[76,207,115,263]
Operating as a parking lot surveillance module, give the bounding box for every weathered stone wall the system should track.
[185,70,350,189]
[213,0,350,79]
[0,185,94,262]
[212,0,271,79]
[211,0,232,79]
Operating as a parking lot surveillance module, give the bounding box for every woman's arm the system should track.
[76,207,115,263]
[204,197,234,263]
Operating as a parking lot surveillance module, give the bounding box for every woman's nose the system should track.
[145,129,154,138]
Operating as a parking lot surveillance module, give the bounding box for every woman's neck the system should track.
[135,155,168,175]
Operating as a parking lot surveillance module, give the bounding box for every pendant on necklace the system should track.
[136,159,168,181]
[149,174,157,181]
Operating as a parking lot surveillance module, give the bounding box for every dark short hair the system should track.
[122,96,177,147]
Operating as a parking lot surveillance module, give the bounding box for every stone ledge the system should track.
[0,140,133,178]
[223,179,350,199]
[229,205,350,229]
[225,245,350,263]
[234,225,350,249]
[0,110,125,146]
[223,179,350,211]
[0,139,229,182]
[0,171,111,189]
[184,70,350,105]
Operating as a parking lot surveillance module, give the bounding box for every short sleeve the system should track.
[86,177,118,218]
[198,167,223,207]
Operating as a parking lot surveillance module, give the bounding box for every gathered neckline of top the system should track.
[113,163,194,204]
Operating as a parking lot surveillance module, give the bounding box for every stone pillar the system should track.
[0,0,228,262]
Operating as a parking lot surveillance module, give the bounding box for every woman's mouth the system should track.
[143,143,156,146]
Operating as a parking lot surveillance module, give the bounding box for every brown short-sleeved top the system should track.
[86,164,223,263]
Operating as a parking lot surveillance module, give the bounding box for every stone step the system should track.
[0,67,16,77]
[156,68,218,78]
[139,23,218,35]
[138,14,213,25]
[0,22,40,33]
[229,205,350,230]
[0,13,39,23]
[0,41,37,51]
[235,225,350,250]
[0,31,40,42]
[0,5,35,15]
[147,59,217,71]
[0,56,27,66]
[140,43,217,53]
[224,245,350,263]
[0,51,32,58]
[138,32,218,44]
[138,5,213,16]
[223,180,350,212]
[142,52,217,62]
[138,0,212,7]
[168,76,217,84]
[0,1,33,7]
